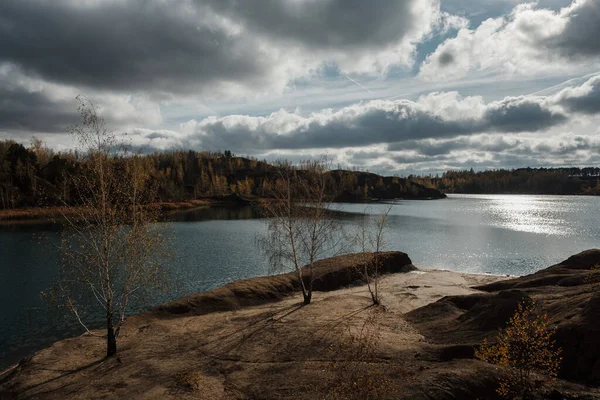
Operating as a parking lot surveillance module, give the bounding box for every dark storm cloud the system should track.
[195,104,481,152]
[0,0,270,94]
[557,76,600,114]
[269,108,476,149]
[387,136,517,155]
[0,86,77,132]
[483,97,568,132]
[544,0,600,58]
[191,94,568,152]
[0,0,440,96]
[204,0,427,50]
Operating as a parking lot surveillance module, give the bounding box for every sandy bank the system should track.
[2,251,599,399]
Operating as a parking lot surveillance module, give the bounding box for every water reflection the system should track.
[165,205,261,222]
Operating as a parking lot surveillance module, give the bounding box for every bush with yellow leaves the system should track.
[475,299,562,399]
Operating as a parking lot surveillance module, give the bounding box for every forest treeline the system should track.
[413,168,600,195]
[0,139,443,210]
[5,137,597,209]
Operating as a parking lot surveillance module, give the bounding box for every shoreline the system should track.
[0,195,445,224]
[4,191,597,224]
[0,252,508,396]
[0,263,554,376]
[3,251,600,399]
[0,199,228,224]
[0,253,488,375]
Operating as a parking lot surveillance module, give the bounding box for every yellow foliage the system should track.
[475,300,562,399]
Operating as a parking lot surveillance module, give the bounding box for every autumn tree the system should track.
[476,299,562,399]
[48,97,170,357]
[259,159,343,304]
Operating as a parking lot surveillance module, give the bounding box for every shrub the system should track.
[475,299,562,399]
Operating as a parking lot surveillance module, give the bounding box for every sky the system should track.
[1,0,600,175]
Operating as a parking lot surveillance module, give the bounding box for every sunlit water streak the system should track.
[1,194,599,368]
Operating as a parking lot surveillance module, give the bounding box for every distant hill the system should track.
[328,170,445,201]
[0,141,445,210]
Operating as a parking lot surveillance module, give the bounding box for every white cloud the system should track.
[420,0,600,81]
[127,74,599,156]
[0,0,467,100]
[1,0,599,175]
[0,62,163,134]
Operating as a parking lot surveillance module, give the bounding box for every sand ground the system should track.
[0,269,509,399]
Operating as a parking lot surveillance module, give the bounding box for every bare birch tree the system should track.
[47,97,170,357]
[357,205,393,305]
[259,159,342,304]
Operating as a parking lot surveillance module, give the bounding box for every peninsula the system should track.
[2,250,599,399]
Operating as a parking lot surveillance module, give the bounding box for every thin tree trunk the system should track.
[106,308,117,357]
[303,265,314,304]
[373,253,380,305]
[303,289,312,305]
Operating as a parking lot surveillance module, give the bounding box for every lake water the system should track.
[1,194,599,368]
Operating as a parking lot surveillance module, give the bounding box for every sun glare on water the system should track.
[487,195,572,236]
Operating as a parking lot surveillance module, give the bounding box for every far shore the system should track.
[0,194,444,224]
[0,199,227,223]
